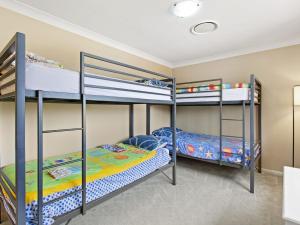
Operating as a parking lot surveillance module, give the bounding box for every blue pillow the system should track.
[152,127,183,138]
[123,135,167,150]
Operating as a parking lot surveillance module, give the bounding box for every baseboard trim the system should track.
[262,168,283,176]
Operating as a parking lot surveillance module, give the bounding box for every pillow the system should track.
[122,135,168,150]
[152,127,183,138]
[136,79,169,88]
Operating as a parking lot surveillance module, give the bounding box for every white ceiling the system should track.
[3,0,300,67]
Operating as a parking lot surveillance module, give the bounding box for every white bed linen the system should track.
[177,88,256,103]
[0,63,171,101]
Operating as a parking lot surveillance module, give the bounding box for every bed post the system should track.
[37,91,44,225]
[250,74,255,193]
[146,104,151,135]
[129,104,134,137]
[219,79,223,166]
[80,52,87,214]
[171,78,177,185]
[14,32,26,225]
[242,101,246,166]
[258,82,262,173]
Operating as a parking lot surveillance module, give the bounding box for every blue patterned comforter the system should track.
[1,148,171,225]
[163,131,260,167]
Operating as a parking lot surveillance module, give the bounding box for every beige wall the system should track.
[1,7,300,173]
[0,7,172,165]
[173,45,300,172]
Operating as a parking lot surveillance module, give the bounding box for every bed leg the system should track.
[0,202,2,224]
[258,156,262,173]
[172,165,176,185]
[65,218,72,225]
[250,165,255,193]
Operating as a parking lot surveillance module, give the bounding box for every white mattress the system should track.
[177,88,256,103]
[0,63,171,101]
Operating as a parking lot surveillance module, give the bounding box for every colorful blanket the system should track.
[162,131,260,167]
[2,144,156,204]
[0,145,171,225]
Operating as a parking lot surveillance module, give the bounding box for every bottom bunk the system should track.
[0,144,171,225]
[152,128,261,168]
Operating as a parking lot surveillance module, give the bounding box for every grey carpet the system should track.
[1,158,283,225]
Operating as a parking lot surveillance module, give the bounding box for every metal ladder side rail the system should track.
[80,52,87,215]
[37,90,86,225]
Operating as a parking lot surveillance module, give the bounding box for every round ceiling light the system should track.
[191,21,218,34]
[171,0,202,18]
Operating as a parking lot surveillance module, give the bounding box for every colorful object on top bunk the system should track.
[25,52,64,68]
[152,129,260,167]
[151,127,183,138]
[1,143,157,203]
[123,135,169,150]
[234,82,250,88]
[1,52,63,75]
[176,83,232,94]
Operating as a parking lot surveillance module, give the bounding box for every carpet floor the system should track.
[1,158,283,225]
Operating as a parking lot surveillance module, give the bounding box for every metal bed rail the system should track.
[249,75,262,192]
[0,32,26,224]
[176,78,223,102]
[80,52,175,104]
[0,37,18,100]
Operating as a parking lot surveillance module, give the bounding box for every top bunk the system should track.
[0,33,175,105]
[176,75,261,106]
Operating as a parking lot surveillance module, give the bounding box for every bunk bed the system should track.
[0,33,177,225]
[151,77,262,193]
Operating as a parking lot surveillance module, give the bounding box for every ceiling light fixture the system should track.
[171,0,202,18]
[191,21,218,34]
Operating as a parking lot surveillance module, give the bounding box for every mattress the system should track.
[0,63,171,101]
[176,88,257,103]
[163,131,260,166]
[0,144,171,225]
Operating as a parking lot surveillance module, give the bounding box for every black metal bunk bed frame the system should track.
[176,75,262,193]
[0,33,177,225]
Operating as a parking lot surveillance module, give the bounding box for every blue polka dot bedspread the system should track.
[0,148,171,225]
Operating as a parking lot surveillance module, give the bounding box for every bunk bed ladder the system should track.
[221,100,247,167]
[37,90,86,224]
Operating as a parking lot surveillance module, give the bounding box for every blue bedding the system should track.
[162,131,260,167]
[1,148,171,225]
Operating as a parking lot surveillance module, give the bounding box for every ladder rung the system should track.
[222,135,243,139]
[43,158,83,170]
[44,189,83,206]
[43,128,83,134]
[222,118,243,121]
